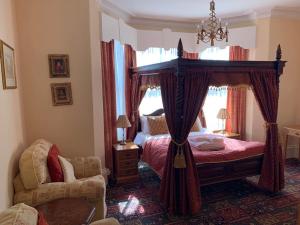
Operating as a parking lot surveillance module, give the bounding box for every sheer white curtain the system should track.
[136,48,177,67]
[137,48,177,115]
[201,47,229,131]
[139,88,163,115]
[114,40,126,140]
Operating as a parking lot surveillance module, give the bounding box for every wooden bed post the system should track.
[177,38,183,59]
[174,38,186,168]
[275,44,282,85]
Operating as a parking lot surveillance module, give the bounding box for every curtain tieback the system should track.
[171,139,187,169]
[265,122,278,128]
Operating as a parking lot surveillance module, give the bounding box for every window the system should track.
[136,48,177,67]
[114,40,126,140]
[137,48,177,115]
[136,46,230,131]
[201,47,229,131]
[139,88,163,115]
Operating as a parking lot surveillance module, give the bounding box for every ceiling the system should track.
[104,0,300,22]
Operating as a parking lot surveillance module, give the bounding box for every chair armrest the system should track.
[70,156,102,179]
[90,218,120,225]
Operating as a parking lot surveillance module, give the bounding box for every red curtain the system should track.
[250,71,284,192]
[183,51,199,60]
[124,44,139,140]
[226,46,248,139]
[101,40,117,174]
[182,51,207,128]
[160,71,209,215]
[127,73,147,140]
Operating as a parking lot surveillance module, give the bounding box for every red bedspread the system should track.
[142,135,265,178]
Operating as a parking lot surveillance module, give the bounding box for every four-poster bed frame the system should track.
[130,39,286,215]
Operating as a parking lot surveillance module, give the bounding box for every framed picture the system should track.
[48,54,70,78]
[0,41,17,89]
[51,83,73,106]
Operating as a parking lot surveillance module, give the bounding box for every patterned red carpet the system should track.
[107,160,300,225]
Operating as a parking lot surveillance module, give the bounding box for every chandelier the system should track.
[196,0,229,46]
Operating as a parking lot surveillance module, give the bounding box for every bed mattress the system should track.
[135,132,265,178]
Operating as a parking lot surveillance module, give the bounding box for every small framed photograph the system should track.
[48,54,70,78]
[0,41,17,89]
[51,83,73,106]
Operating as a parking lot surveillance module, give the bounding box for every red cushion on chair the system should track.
[47,144,64,182]
[38,211,49,225]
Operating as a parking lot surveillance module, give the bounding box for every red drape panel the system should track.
[182,51,207,128]
[124,44,139,140]
[198,110,207,128]
[250,71,284,192]
[226,88,246,139]
[127,73,147,140]
[101,40,117,174]
[183,51,199,60]
[226,46,248,139]
[159,71,209,215]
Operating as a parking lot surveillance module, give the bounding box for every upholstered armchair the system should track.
[0,203,120,225]
[13,139,107,220]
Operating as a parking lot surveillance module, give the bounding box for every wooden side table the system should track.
[213,130,241,139]
[113,142,139,184]
[35,198,95,225]
[283,125,300,159]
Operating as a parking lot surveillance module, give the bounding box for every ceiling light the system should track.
[196,0,229,46]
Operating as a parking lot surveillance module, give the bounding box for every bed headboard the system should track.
[143,108,164,116]
[138,108,164,132]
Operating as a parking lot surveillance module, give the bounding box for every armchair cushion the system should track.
[19,139,52,189]
[14,175,105,207]
[58,156,76,182]
[47,144,64,182]
[0,203,38,225]
[71,157,102,179]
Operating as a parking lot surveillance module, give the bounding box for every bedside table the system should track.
[113,142,139,184]
[213,130,240,139]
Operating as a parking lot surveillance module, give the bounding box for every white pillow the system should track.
[140,116,150,134]
[58,156,76,182]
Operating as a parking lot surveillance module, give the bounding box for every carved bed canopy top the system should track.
[131,39,286,88]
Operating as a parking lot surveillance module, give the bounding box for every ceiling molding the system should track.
[100,1,300,31]
[100,0,133,22]
[271,7,300,19]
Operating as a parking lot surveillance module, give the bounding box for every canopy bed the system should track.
[130,39,286,215]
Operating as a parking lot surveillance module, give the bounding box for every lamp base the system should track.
[120,140,127,145]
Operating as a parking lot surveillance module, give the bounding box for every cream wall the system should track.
[15,0,105,159]
[250,17,300,157]
[268,17,300,157]
[0,0,26,211]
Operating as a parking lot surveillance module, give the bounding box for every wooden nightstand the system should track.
[113,142,139,184]
[213,130,240,139]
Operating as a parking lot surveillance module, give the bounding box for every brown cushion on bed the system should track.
[191,117,202,132]
[147,116,169,135]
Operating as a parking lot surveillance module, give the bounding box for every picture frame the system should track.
[0,40,17,89]
[51,83,73,106]
[48,54,70,78]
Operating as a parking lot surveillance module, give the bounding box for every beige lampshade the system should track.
[116,115,131,128]
[217,108,230,120]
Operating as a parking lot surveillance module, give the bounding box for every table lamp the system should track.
[217,108,230,133]
[116,115,131,145]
